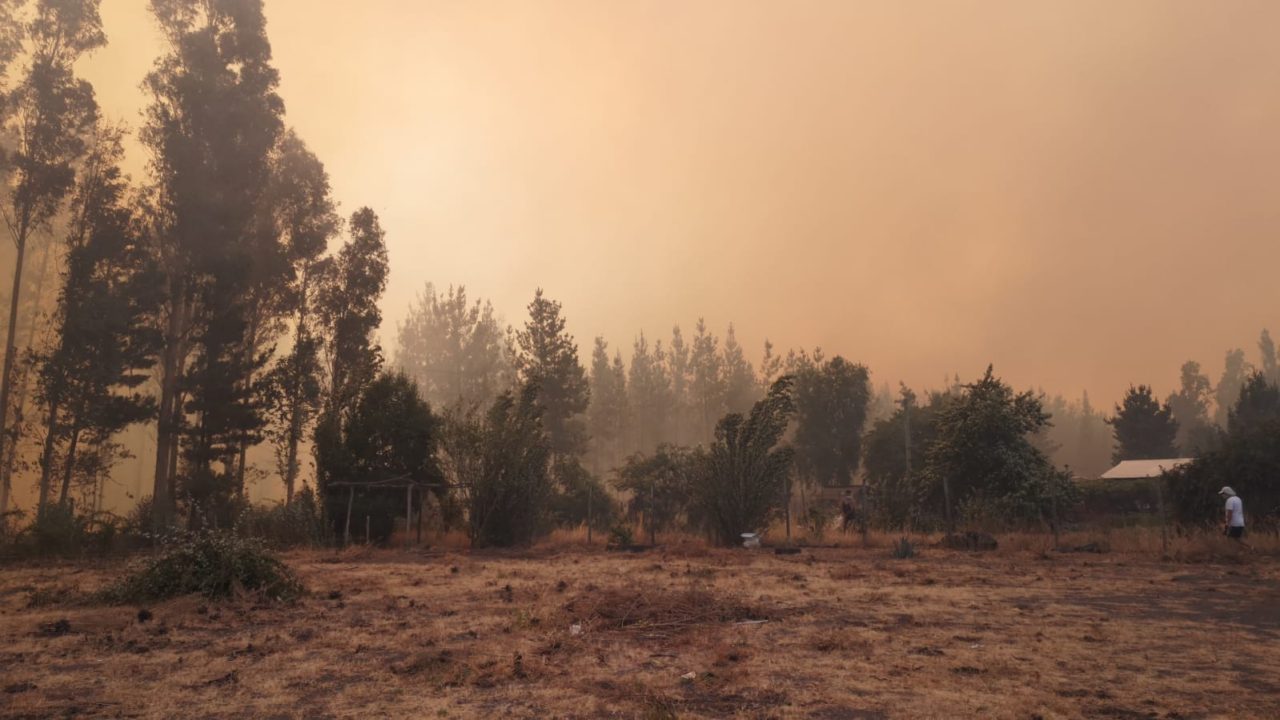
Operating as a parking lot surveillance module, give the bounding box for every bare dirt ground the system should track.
[2,542,1278,719]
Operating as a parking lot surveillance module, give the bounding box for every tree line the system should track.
[2,1,1276,550]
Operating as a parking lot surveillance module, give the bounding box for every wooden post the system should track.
[903,392,912,479]
[1154,476,1168,555]
[344,486,354,547]
[405,484,413,547]
[365,515,370,545]
[1050,485,1060,549]
[859,484,868,547]
[798,479,809,541]
[785,475,792,546]
[942,476,955,536]
[416,492,423,545]
[587,483,593,544]
[649,474,657,547]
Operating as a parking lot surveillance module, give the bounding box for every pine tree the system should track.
[1166,360,1215,456]
[1259,329,1278,386]
[627,332,670,453]
[1214,349,1251,428]
[586,337,627,471]
[688,318,724,442]
[1109,385,1179,463]
[511,289,589,458]
[721,323,758,415]
[758,340,783,392]
[667,324,690,444]
[395,283,510,410]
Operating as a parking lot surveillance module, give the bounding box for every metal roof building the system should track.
[1099,458,1193,480]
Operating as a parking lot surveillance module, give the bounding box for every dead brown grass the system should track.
[1,538,1279,719]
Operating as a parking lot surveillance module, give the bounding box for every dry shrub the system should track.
[813,630,874,654]
[542,524,601,551]
[829,565,865,581]
[99,531,303,603]
[562,585,769,638]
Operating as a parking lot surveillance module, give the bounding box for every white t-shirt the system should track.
[1225,496,1244,527]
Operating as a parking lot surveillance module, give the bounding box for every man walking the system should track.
[1218,486,1250,549]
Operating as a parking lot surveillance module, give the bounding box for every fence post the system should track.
[649,474,657,546]
[1050,486,1060,549]
[859,484,868,548]
[405,484,413,547]
[1154,476,1168,555]
[587,483,593,545]
[783,474,792,546]
[365,515,370,545]
[344,486,354,547]
[942,476,955,536]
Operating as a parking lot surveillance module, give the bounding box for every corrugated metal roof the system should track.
[1099,458,1193,480]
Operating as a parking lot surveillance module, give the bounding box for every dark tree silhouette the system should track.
[142,0,286,525]
[314,208,390,511]
[511,289,589,458]
[925,367,1064,526]
[790,352,872,487]
[586,336,627,471]
[314,372,442,543]
[260,131,340,504]
[626,332,669,453]
[454,384,553,548]
[1166,361,1216,456]
[35,127,162,514]
[1109,385,1179,463]
[694,376,795,546]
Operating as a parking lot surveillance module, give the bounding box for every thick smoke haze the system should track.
[81,0,1279,407]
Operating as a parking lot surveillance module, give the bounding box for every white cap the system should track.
[1218,486,1236,497]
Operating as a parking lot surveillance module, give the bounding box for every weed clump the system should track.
[891,537,916,559]
[100,530,303,603]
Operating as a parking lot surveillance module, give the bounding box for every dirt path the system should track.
[1,547,1277,719]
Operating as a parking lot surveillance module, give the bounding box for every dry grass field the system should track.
[2,535,1278,719]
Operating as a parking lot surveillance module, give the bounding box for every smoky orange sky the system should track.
[81,0,1280,407]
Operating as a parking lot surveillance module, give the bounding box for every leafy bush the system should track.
[236,487,327,548]
[693,377,796,546]
[451,385,554,548]
[316,372,445,544]
[613,444,703,533]
[548,458,616,530]
[13,505,125,557]
[100,530,303,603]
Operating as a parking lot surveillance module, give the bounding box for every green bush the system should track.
[100,530,303,603]
[13,505,125,557]
[235,488,327,548]
[548,458,616,531]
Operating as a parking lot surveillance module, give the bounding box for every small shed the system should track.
[1099,458,1192,480]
